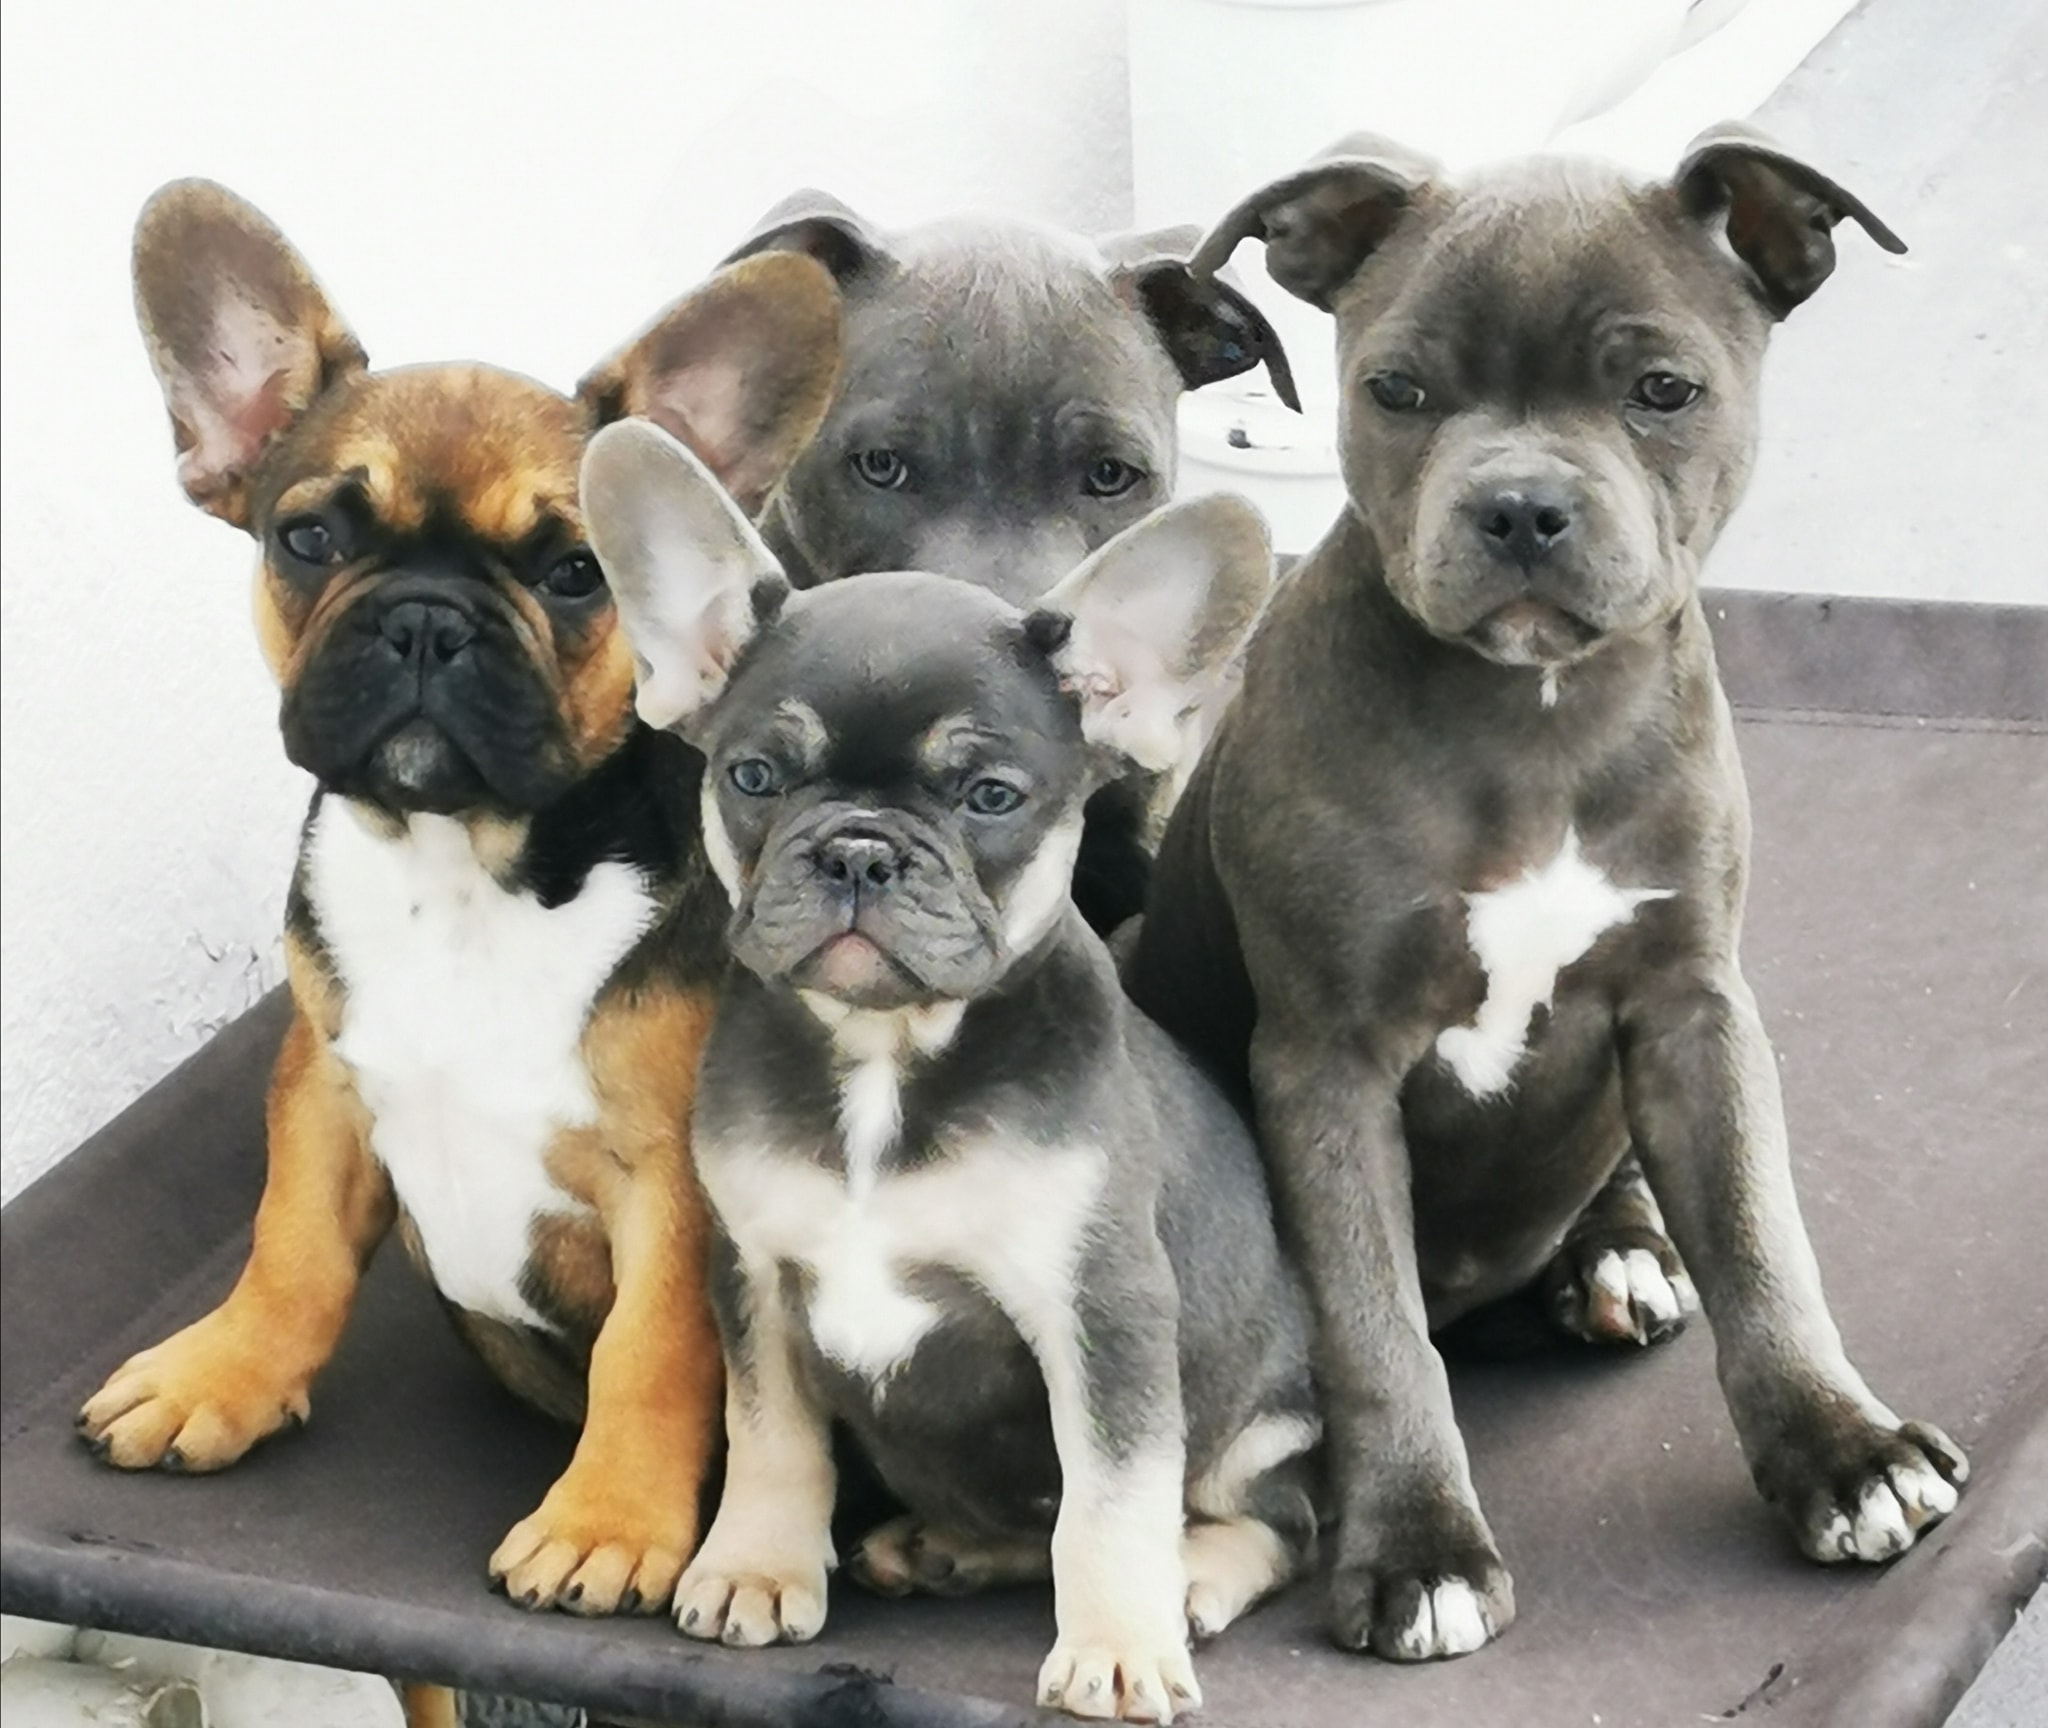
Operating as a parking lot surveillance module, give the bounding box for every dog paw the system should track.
[1182,1517,1295,1641]
[1327,1545,1514,1660]
[1037,1636,1201,1723]
[489,1469,695,1616]
[1545,1239,1697,1347]
[76,1320,311,1472]
[1774,1419,1968,1564]
[849,1515,1049,1598]
[673,1552,829,1646]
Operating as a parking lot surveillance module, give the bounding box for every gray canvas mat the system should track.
[4,591,2043,1728]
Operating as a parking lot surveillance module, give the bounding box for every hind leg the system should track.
[849,1515,1051,1598]
[1542,1153,1698,1347]
[1184,1414,1319,1640]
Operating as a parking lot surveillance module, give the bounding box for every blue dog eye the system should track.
[963,778,1025,816]
[729,758,779,796]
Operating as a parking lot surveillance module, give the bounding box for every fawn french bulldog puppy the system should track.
[76,179,843,1618]
[582,419,1318,1723]
[724,193,1301,932]
[1126,125,1967,1660]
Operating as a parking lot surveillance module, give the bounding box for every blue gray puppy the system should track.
[1127,125,1967,1662]
[582,421,1318,1724]
[723,194,1299,936]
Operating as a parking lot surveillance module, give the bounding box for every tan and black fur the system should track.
[75,179,844,1620]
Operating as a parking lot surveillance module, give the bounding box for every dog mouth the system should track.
[789,928,927,1009]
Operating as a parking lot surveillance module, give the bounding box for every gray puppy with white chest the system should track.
[581,421,1317,1723]
[1126,124,1968,1660]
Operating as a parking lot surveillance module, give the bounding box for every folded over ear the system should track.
[1103,224,1301,409]
[1026,494,1275,773]
[578,251,844,517]
[722,187,889,284]
[1675,122,1906,317]
[132,179,368,528]
[1191,133,1439,312]
[580,419,789,733]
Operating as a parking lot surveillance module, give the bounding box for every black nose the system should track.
[1474,485,1574,568]
[378,599,476,665]
[814,830,908,891]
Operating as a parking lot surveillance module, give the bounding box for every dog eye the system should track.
[962,778,1026,816]
[277,515,343,566]
[1366,372,1427,414]
[728,758,780,797]
[539,550,605,600]
[1083,457,1145,499]
[850,449,910,491]
[1629,371,1703,413]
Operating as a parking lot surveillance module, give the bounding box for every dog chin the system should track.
[790,932,927,1011]
[1462,598,1606,669]
[356,719,491,815]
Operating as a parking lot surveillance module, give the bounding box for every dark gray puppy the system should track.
[582,421,1317,1725]
[1124,124,1969,1662]
[725,192,1296,604]
[724,196,1301,936]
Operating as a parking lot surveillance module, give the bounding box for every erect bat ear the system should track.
[579,251,844,518]
[1025,494,1275,774]
[1673,122,1905,318]
[132,179,368,529]
[580,419,789,735]
[1190,133,1439,313]
[721,187,890,285]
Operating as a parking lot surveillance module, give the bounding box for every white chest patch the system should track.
[307,802,656,1325]
[702,1123,1102,1390]
[1436,827,1670,1099]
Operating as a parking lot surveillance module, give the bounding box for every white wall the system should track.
[0,0,1133,1202]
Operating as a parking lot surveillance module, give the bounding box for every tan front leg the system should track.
[491,987,725,1616]
[78,1002,390,1470]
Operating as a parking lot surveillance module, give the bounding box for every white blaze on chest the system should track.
[704,999,1098,1386]
[1436,827,1671,1099]
[307,802,656,1326]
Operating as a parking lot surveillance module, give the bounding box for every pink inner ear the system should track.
[173,365,291,499]
[648,358,765,503]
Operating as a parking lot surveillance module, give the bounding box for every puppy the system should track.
[75,180,843,1618]
[581,420,1319,1724]
[1125,126,1968,1659]
[725,193,1299,932]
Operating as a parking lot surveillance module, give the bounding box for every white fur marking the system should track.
[1436,828,1671,1097]
[1850,1479,1911,1559]
[1183,1518,1291,1639]
[308,802,653,1326]
[1390,1578,1490,1659]
[1189,1412,1319,1521]
[1540,667,1562,708]
[1001,814,1085,954]
[700,777,744,904]
[702,1125,1094,1391]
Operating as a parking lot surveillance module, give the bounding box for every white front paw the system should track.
[1385,1577,1493,1660]
[673,1553,829,1646]
[1037,1635,1201,1723]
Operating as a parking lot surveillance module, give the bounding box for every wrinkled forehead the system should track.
[839,222,1180,408]
[1343,159,1761,392]
[715,576,1080,775]
[272,363,587,540]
